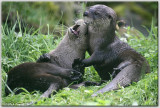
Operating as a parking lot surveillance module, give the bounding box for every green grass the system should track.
[1,19,158,106]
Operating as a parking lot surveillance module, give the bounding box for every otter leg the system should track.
[40,83,60,98]
[74,50,116,67]
[48,68,83,81]
[28,83,61,106]
[92,63,144,97]
[82,52,104,66]
[73,51,104,67]
[112,61,132,78]
[41,64,83,81]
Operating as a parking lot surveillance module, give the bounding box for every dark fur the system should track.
[5,62,81,97]
[74,5,150,96]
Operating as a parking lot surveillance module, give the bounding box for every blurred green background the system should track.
[2,2,158,36]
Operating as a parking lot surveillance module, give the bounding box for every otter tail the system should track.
[92,63,148,97]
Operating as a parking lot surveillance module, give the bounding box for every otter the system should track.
[5,19,88,98]
[73,5,150,96]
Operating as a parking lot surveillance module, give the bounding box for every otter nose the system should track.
[83,11,88,16]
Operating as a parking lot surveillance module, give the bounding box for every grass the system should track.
[1,17,158,106]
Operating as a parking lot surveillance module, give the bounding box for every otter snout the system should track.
[68,19,87,39]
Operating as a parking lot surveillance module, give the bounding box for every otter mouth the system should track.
[70,25,80,36]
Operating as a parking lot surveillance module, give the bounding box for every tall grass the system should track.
[1,16,158,106]
[1,17,63,98]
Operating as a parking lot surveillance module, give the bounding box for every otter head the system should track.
[67,19,88,50]
[83,5,117,31]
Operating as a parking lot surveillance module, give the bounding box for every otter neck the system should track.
[88,26,116,54]
[52,35,85,68]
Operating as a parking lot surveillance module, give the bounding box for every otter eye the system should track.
[108,15,112,19]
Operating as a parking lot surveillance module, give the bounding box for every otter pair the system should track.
[6,5,150,98]
[39,5,150,97]
[5,19,90,98]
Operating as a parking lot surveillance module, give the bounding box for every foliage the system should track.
[2,2,72,34]
[2,2,158,35]
[86,2,158,27]
[1,16,158,107]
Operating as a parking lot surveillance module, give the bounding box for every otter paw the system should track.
[37,53,51,63]
[72,58,84,71]
[70,70,83,81]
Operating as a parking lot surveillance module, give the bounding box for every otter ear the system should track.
[117,20,126,28]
